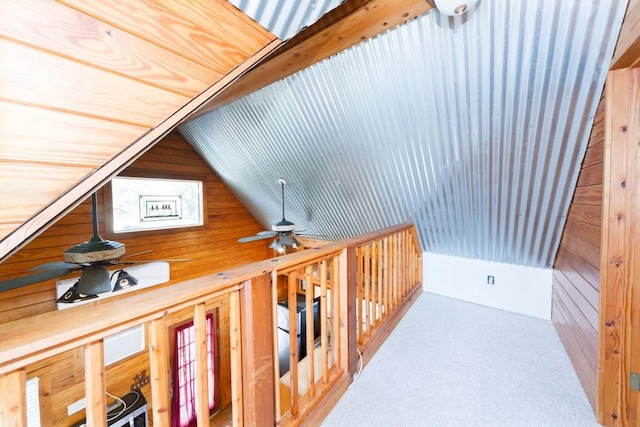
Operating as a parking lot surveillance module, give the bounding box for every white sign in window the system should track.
[111,176,203,233]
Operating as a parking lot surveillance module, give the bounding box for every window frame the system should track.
[103,170,208,239]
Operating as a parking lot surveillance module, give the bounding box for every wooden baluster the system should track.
[85,340,106,426]
[384,236,390,318]
[229,291,243,426]
[149,318,170,427]
[320,259,329,380]
[357,246,364,345]
[0,369,26,426]
[271,270,282,421]
[371,240,378,327]
[305,264,316,397]
[363,243,371,337]
[194,303,209,426]
[377,239,383,323]
[288,272,300,417]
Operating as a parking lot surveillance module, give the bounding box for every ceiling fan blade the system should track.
[120,250,153,259]
[0,268,75,292]
[257,230,277,236]
[239,233,276,243]
[30,261,79,271]
[116,258,190,264]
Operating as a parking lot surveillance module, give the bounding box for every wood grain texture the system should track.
[597,68,635,426]
[0,131,269,321]
[0,0,213,97]
[57,0,274,73]
[611,0,640,69]
[84,341,106,426]
[0,0,281,262]
[552,94,604,412]
[192,0,433,115]
[0,102,147,166]
[149,319,171,427]
[0,369,26,426]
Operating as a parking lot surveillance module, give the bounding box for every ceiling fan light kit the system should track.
[238,178,305,254]
[433,0,478,16]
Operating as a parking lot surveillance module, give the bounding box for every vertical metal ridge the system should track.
[180,0,626,268]
[228,0,343,40]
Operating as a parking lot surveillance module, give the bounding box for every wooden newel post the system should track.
[240,273,275,425]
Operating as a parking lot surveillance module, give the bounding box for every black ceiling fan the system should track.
[0,193,187,302]
[238,178,304,254]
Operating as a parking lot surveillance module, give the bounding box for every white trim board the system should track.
[423,253,552,320]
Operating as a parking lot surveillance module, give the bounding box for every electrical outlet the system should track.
[487,275,495,285]
[131,369,150,391]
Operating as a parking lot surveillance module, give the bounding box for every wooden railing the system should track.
[344,224,423,371]
[0,224,421,426]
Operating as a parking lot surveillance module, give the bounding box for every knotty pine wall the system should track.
[551,96,604,409]
[0,130,271,425]
[0,0,277,263]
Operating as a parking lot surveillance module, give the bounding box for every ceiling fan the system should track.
[239,178,303,254]
[0,193,187,302]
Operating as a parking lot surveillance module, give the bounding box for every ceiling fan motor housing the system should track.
[272,219,296,232]
[63,236,126,264]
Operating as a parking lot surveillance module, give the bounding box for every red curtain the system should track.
[171,314,216,426]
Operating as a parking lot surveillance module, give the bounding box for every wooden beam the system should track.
[149,318,171,427]
[191,0,433,116]
[193,303,210,426]
[84,340,106,426]
[0,369,26,426]
[598,67,640,426]
[611,0,640,69]
[240,274,275,426]
[229,290,243,427]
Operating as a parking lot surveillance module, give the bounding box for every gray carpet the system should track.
[322,292,600,427]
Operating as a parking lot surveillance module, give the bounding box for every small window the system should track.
[109,176,203,233]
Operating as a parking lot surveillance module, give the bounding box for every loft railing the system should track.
[344,224,423,371]
[0,224,421,426]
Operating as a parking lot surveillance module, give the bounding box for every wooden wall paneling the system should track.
[0,40,187,127]
[552,91,605,412]
[0,0,212,97]
[552,289,598,406]
[57,0,274,74]
[0,0,281,263]
[0,102,147,166]
[611,0,640,69]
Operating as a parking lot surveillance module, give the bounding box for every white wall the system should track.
[423,252,552,320]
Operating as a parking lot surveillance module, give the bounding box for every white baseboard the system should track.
[423,253,552,320]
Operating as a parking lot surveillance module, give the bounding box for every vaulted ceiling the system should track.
[1,0,431,262]
[0,0,636,269]
[180,0,627,268]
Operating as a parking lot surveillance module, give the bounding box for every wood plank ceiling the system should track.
[0,0,432,264]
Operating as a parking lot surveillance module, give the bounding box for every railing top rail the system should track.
[0,244,345,376]
[338,223,422,253]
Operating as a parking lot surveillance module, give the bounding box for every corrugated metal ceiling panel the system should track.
[180,0,626,268]
[229,0,344,40]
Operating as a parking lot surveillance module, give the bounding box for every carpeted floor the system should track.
[322,292,600,427]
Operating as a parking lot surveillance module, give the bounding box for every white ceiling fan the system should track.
[238,178,303,253]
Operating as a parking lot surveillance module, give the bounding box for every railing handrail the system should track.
[0,244,345,376]
[338,223,422,253]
